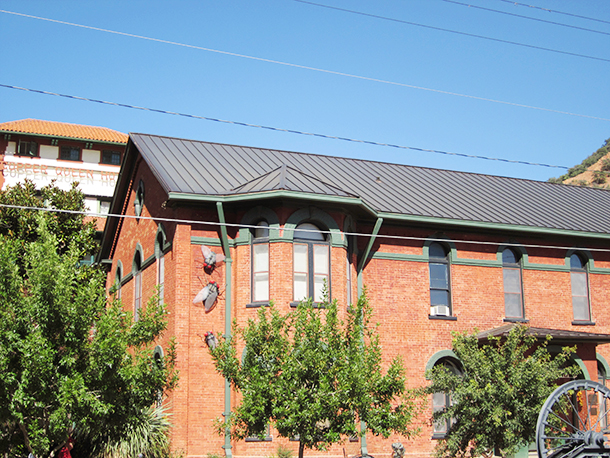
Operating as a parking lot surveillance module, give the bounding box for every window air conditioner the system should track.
[431,305,450,316]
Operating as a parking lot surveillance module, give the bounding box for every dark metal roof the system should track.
[478,324,610,344]
[130,133,610,235]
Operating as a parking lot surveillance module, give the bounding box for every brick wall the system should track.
[105,162,610,458]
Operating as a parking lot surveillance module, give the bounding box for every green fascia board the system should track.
[168,190,374,212]
[1,129,126,146]
[171,193,610,240]
[376,212,610,240]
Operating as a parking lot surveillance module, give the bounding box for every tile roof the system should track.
[0,119,128,144]
[130,133,610,235]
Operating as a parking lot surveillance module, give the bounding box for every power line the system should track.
[440,0,610,36]
[492,0,610,26]
[0,83,572,170]
[0,9,608,123]
[292,0,610,63]
[2,203,610,253]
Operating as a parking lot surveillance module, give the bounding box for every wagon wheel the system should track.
[536,380,610,458]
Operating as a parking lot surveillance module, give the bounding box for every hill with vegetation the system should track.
[548,137,610,188]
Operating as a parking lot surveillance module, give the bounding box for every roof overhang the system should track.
[478,323,610,345]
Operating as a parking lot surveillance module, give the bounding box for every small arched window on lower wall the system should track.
[570,252,591,323]
[431,357,462,438]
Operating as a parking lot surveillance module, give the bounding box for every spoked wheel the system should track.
[537,380,610,458]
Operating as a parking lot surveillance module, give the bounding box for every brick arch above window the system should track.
[236,206,281,245]
[564,249,594,268]
[283,207,343,247]
[155,223,171,258]
[496,243,528,263]
[132,242,145,274]
[425,349,459,378]
[423,235,457,260]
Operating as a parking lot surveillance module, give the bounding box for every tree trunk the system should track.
[299,440,305,458]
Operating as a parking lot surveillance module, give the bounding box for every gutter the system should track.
[356,217,383,458]
[216,202,233,458]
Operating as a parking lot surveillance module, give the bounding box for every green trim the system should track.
[168,190,366,207]
[425,349,459,378]
[0,129,126,146]
[377,212,610,240]
[142,254,156,271]
[598,354,610,377]
[191,236,232,247]
[217,202,233,458]
[132,243,144,274]
[357,218,383,274]
[548,345,590,380]
[235,206,281,245]
[155,224,172,258]
[284,207,344,247]
[372,252,426,263]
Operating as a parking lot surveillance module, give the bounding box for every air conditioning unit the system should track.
[431,305,450,316]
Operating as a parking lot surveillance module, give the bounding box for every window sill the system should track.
[290,301,325,308]
[429,315,457,321]
[431,433,447,440]
[245,436,272,442]
[503,318,529,323]
[572,320,595,326]
[246,302,270,308]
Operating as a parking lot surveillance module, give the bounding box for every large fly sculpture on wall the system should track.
[193,245,225,311]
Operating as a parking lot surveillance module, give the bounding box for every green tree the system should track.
[426,325,575,458]
[210,292,422,458]
[0,183,177,458]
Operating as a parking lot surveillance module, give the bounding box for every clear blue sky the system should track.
[1,0,608,182]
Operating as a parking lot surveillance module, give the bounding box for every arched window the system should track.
[133,250,143,321]
[115,262,123,300]
[251,221,270,304]
[432,357,462,436]
[429,242,451,317]
[134,180,145,217]
[293,223,329,304]
[156,231,165,305]
[570,252,590,322]
[502,248,524,319]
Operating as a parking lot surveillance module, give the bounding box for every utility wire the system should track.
[0,83,572,170]
[0,10,608,123]
[493,0,610,26]
[292,0,610,63]
[440,0,610,36]
[2,203,610,253]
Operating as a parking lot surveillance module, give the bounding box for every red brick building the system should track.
[99,133,610,458]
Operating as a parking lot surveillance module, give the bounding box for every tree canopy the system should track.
[0,182,177,458]
[210,291,422,458]
[426,325,575,458]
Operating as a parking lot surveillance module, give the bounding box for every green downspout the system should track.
[356,217,383,457]
[217,202,233,458]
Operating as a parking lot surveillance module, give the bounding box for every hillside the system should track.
[549,138,610,188]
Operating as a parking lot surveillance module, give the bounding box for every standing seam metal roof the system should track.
[130,133,610,235]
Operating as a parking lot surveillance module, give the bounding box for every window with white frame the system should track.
[429,242,451,317]
[502,248,524,319]
[293,223,329,304]
[570,252,590,322]
[251,221,270,304]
